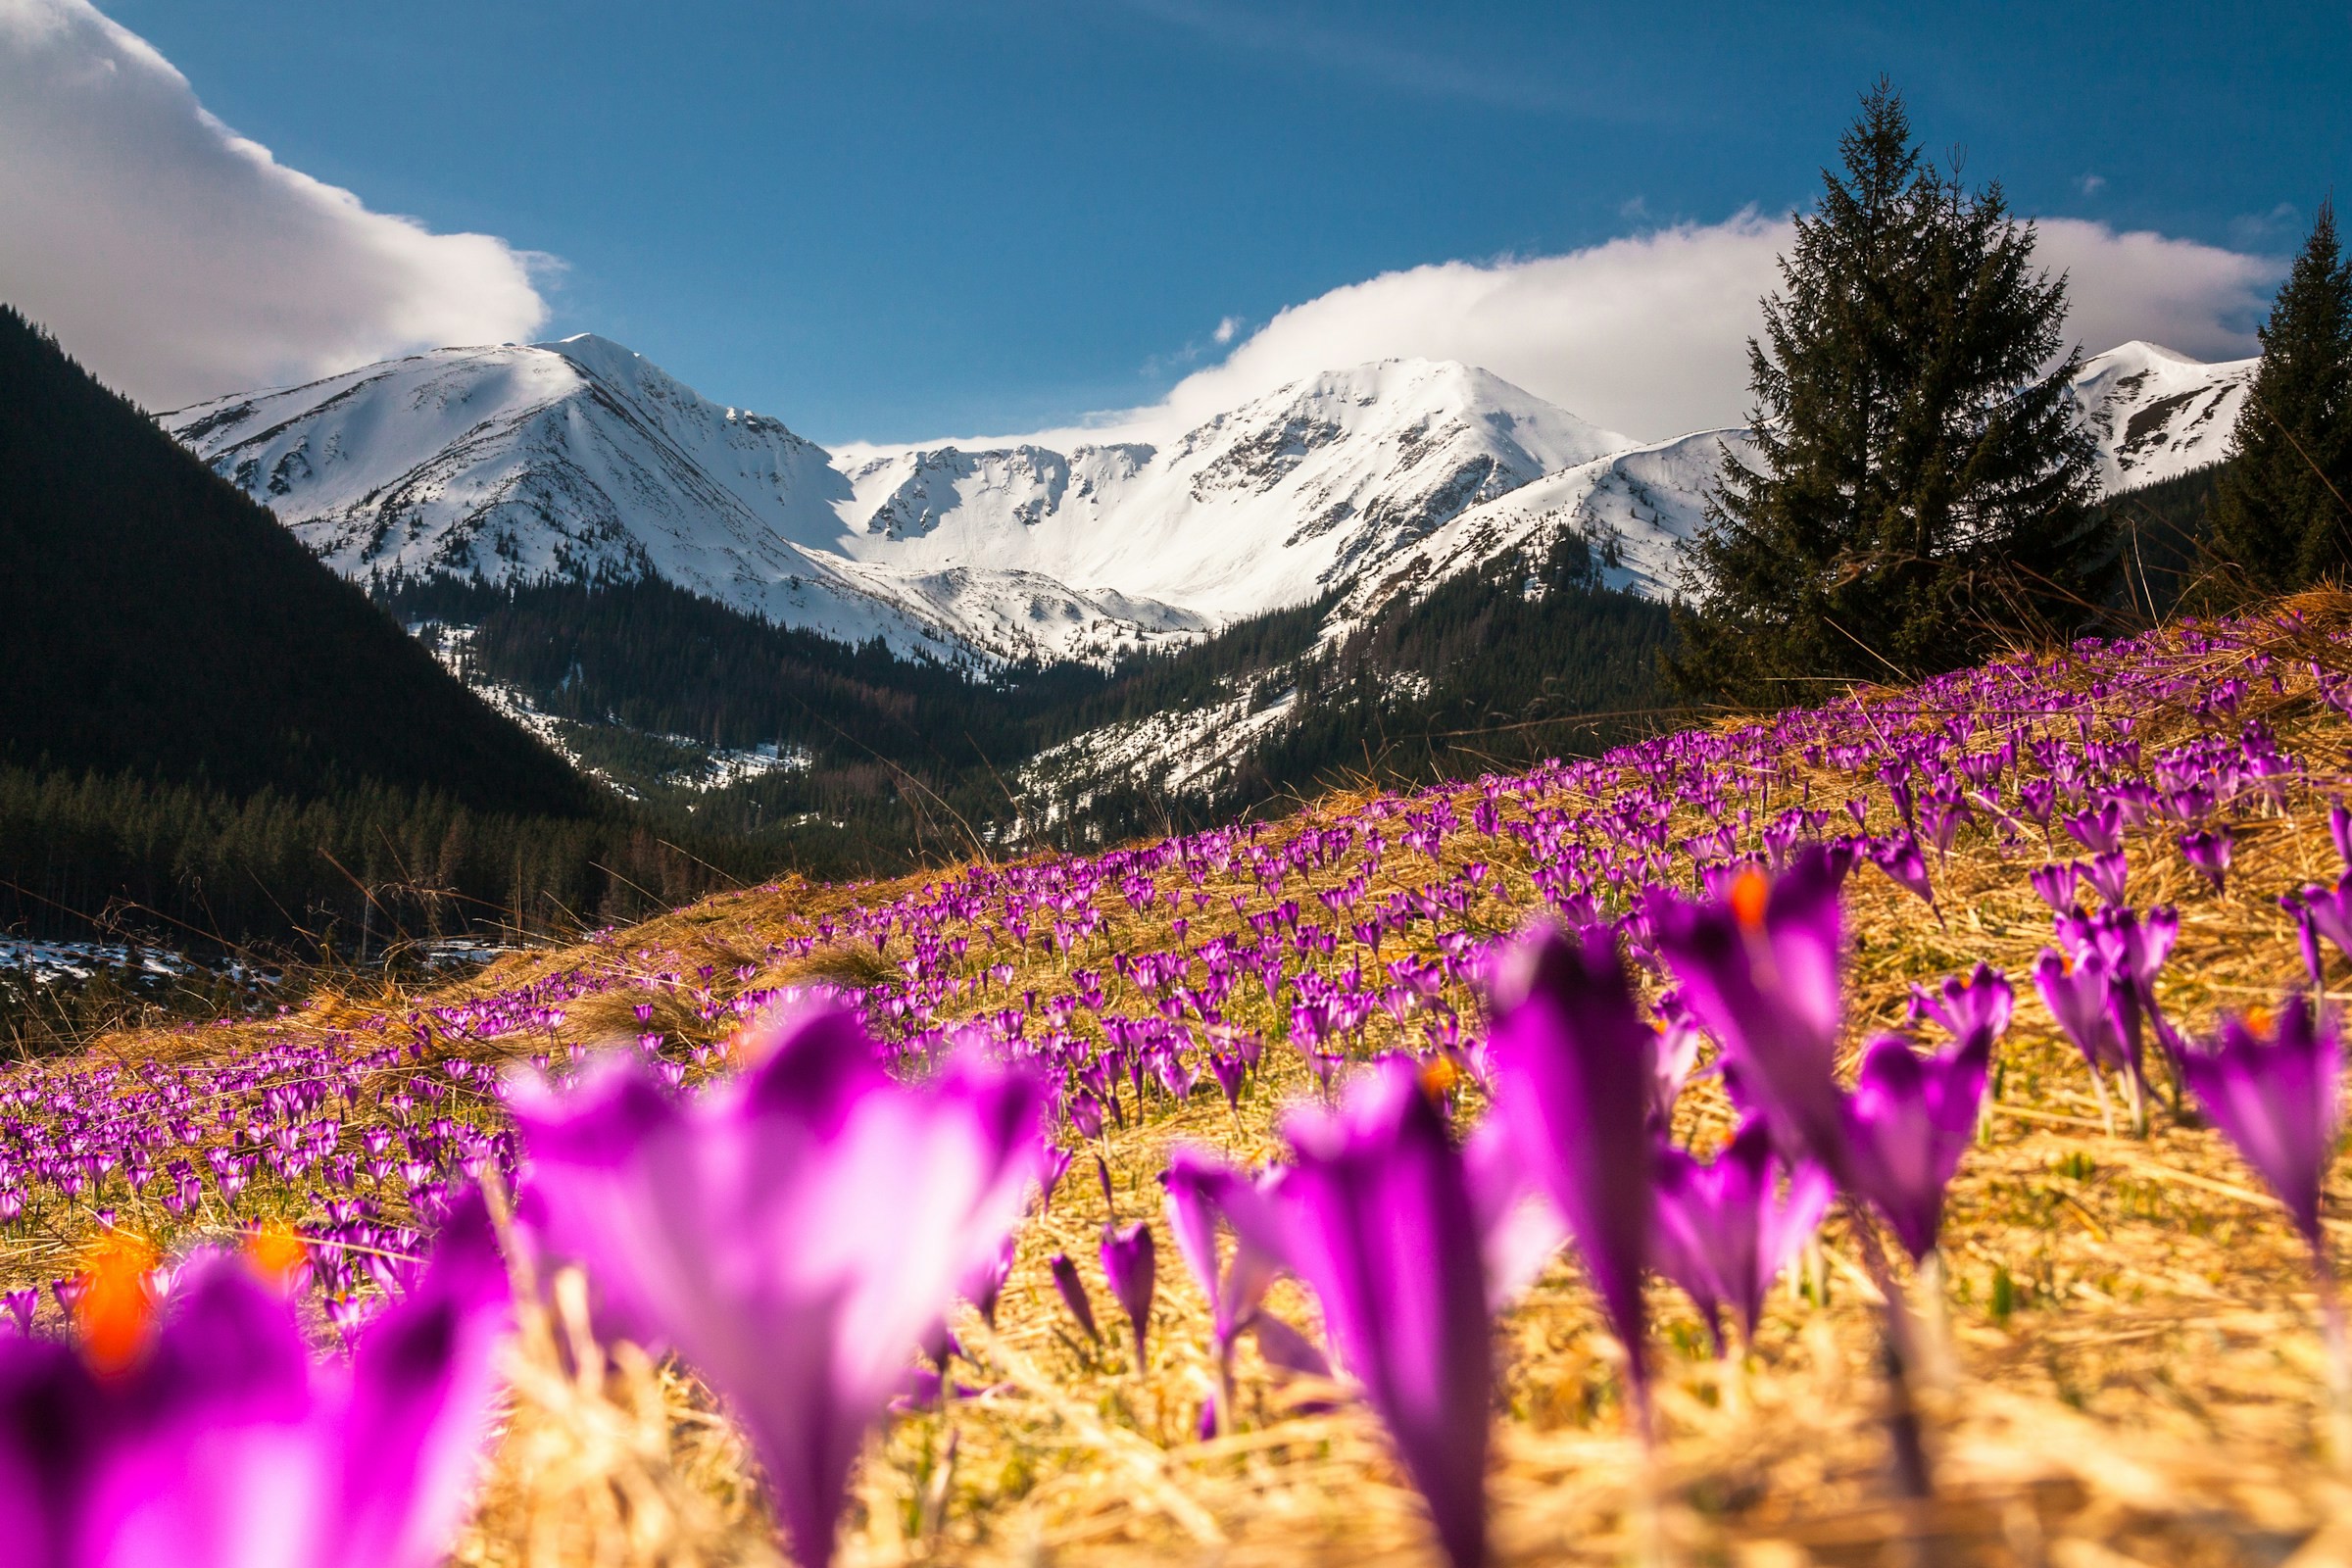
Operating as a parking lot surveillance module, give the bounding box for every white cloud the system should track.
[1060,212,2279,448]
[0,0,549,409]
[1211,315,1242,345]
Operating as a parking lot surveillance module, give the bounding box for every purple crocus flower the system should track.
[1866,834,1936,914]
[2180,996,2341,1252]
[1048,1252,1102,1345]
[1649,851,1848,1173]
[2082,850,2130,907]
[2286,874,2352,987]
[511,1004,1046,1568]
[1101,1221,1156,1363]
[1161,1147,1282,1349]
[2179,828,2232,892]
[2032,946,2141,1133]
[964,1233,1016,1330]
[1162,1147,1288,1433]
[2029,861,2080,914]
[1651,1117,1832,1352]
[1486,923,1654,1403]
[1275,1058,1492,1568]
[1460,1119,1569,1311]
[2064,801,2124,856]
[1840,1027,1998,1260]
[0,1192,508,1568]
[1908,962,2015,1043]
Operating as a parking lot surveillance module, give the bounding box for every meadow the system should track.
[10,595,2352,1567]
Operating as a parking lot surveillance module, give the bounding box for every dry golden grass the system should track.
[47,592,2352,1565]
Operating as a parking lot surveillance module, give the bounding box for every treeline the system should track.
[0,764,772,957]
[1058,529,1678,841]
[375,573,1105,764]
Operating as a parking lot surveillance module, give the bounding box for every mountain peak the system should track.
[161,334,2224,666]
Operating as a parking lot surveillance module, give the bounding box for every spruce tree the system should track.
[1673,82,2109,702]
[2207,202,2352,593]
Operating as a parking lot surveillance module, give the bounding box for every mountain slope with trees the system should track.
[0,307,594,813]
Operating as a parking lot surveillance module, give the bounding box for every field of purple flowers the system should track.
[10,598,2352,1566]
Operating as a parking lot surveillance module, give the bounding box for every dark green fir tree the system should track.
[1672,82,2109,703]
[2207,202,2352,593]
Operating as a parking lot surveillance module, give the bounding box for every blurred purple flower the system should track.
[1487,923,1654,1398]
[1461,1119,1569,1312]
[1649,851,1849,1173]
[1161,1147,1281,1349]
[2179,828,2232,892]
[0,1192,508,1568]
[1101,1221,1156,1363]
[1277,1058,1492,1568]
[511,1004,1045,1568]
[1048,1252,1100,1345]
[1866,834,1936,913]
[2180,996,2342,1252]
[1841,1026,1998,1260]
[2029,861,2080,915]
[2082,850,2130,906]
[2064,802,2124,857]
[1908,962,2015,1043]
[1652,1118,1833,1351]
[2286,875,2352,987]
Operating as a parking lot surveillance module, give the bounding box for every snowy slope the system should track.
[162,338,1207,662]
[165,335,2245,668]
[830,360,1631,626]
[2073,340,2253,493]
[165,346,1622,662]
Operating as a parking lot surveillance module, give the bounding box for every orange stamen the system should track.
[2244,1004,2277,1041]
[1419,1056,1461,1101]
[1730,867,1770,932]
[74,1231,160,1377]
[245,1221,309,1290]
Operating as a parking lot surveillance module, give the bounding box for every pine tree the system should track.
[2207,202,2352,593]
[1672,82,2109,702]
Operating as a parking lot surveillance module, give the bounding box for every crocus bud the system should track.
[1048,1252,1101,1344]
[1101,1220,1156,1363]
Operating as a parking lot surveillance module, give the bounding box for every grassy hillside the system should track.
[14,594,2352,1563]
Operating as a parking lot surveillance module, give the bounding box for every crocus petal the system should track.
[1278,1059,1491,1568]
[1101,1222,1156,1361]
[514,1004,1045,1568]
[1840,1029,1992,1260]
[1462,1119,1568,1313]
[335,1190,512,1568]
[1649,850,1848,1173]
[2180,996,2342,1252]
[81,1254,324,1568]
[1486,923,1653,1385]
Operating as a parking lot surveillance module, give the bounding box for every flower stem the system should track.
[2315,1248,2352,1476]
[1841,1198,1936,1504]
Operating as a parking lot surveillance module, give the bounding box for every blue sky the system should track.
[19,0,2350,441]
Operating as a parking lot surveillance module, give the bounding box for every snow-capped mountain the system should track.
[2073,340,2254,493]
[165,334,2245,667]
[162,336,1203,662]
[166,342,1624,663]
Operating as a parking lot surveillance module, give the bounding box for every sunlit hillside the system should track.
[16,597,2352,1566]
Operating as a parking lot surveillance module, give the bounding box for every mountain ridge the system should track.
[163,334,2249,667]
